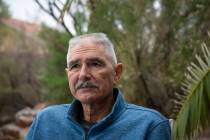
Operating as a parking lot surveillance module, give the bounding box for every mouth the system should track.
[77,86,98,91]
[76,87,98,93]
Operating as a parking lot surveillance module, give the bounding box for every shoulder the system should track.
[123,103,171,135]
[124,103,167,122]
[36,104,71,120]
[25,104,72,140]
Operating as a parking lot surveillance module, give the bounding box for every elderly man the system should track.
[25,33,171,140]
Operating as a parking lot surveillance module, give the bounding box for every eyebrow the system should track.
[68,57,105,67]
[87,57,105,63]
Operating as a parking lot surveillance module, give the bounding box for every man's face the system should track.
[66,39,122,104]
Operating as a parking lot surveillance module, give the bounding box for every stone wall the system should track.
[0,103,46,140]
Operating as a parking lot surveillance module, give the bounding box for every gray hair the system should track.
[66,33,117,67]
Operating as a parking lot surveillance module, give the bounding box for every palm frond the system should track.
[173,44,210,140]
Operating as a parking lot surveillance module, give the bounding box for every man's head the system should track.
[67,33,117,67]
[66,33,123,104]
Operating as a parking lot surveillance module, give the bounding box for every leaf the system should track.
[173,44,210,140]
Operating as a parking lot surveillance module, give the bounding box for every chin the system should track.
[76,92,98,104]
[79,96,97,104]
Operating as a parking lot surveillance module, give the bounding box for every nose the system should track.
[78,64,91,80]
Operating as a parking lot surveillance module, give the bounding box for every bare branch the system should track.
[57,0,64,5]
[53,0,81,35]
[34,0,51,15]
[34,0,73,37]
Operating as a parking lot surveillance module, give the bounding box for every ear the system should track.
[65,68,69,76]
[113,63,123,85]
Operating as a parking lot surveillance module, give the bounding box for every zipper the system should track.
[83,124,95,140]
[68,116,88,140]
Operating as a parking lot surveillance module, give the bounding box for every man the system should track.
[25,33,171,140]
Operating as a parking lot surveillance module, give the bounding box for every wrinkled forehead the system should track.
[70,43,106,57]
[67,36,115,66]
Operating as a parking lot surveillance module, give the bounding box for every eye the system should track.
[69,63,80,70]
[91,62,101,66]
[90,60,104,67]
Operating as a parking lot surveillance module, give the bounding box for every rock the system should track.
[0,123,21,139]
[0,92,34,126]
[15,103,46,128]
[15,107,35,118]
[0,115,14,127]
[15,115,34,128]
[0,102,47,140]
[0,135,17,140]
[0,130,3,138]
[19,128,29,140]
[15,107,35,128]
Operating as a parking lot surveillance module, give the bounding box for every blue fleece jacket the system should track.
[25,89,171,140]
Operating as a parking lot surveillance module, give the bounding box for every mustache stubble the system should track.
[75,80,99,91]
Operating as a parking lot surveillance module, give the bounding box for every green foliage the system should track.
[74,11,87,34]
[39,25,73,103]
[173,44,210,139]
[0,0,10,19]
[37,0,210,117]
[0,0,10,43]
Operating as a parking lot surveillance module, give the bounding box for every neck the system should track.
[81,94,115,123]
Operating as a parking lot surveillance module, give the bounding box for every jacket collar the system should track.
[67,88,126,124]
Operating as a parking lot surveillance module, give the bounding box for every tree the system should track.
[34,0,210,117]
[0,0,10,43]
[87,0,174,115]
[0,24,45,107]
[38,26,72,103]
[0,0,9,19]
[34,0,90,103]
[34,0,88,36]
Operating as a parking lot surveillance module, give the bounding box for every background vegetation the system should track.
[33,0,210,115]
[0,0,210,139]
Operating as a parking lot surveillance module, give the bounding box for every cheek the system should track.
[68,74,77,89]
[99,72,115,86]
